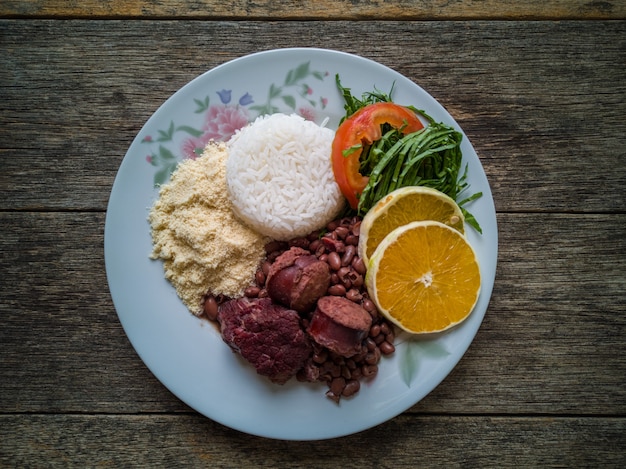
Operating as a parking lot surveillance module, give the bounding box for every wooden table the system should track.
[1,1,625,466]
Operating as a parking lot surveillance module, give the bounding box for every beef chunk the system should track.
[218,297,312,384]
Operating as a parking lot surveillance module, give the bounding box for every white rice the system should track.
[226,113,345,240]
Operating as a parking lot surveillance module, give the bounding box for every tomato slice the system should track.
[331,102,424,209]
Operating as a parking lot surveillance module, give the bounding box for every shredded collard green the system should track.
[336,74,395,124]
[335,75,482,233]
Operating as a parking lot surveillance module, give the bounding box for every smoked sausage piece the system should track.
[307,296,372,357]
[266,247,330,313]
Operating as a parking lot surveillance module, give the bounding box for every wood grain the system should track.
[1,212,624,415]
[1,17,625,466]
[1,0,624,20]
[1,414,624,466]
[1,21,624,212]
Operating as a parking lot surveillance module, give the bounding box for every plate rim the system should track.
[104,47,498,440]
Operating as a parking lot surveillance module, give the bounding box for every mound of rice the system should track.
[225,113,345,240]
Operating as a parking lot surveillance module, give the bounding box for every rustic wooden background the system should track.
[1,1,625,467]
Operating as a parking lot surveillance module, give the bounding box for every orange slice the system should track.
[358,186,464,265]
[365,220,480,334]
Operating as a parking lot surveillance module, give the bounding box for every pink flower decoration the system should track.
[181,135,212,160]
[142,135,153,143]
[298,107,316,122]
[145,155,152,164]
[203,105,249,141]
[306,86,313,95]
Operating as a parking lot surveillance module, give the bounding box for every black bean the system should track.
[203,295,219,321]
[380,341,396,355]
[350,272,364,288]
[255,269,266,287]
[265,240,285,254]
[289,237,309,249]
[326,219,340,231]
[361,364,378,378]
[351,256,366,275]
[365,352,378,365]
[325,390,341,403]
[337,266,352,287]
[244,286,260,298]
[335,226,349,240]
[342,379,360,397]
[330,377,346,395]
[346,288,362,303]
[365,337,377,352]
[341,245,356,266]
[331,352,345,365]
[362,298,376,312]
[309,239,321,252]
[365,347,381,365]
[345,234,359,246]
[328,284,346,296]
[327,251,341,271]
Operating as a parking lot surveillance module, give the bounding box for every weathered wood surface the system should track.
[1,211,624,415]
[1,0,624,19]
[2,415,625,467]
[2,21,624,213]
[1,18,625,467]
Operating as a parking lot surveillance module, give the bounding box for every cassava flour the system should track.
[148,141,268,315]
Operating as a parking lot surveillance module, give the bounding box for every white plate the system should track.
[104,48,498,440]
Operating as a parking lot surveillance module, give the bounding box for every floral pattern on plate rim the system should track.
[139,60,450,389]
[141,61,331,187]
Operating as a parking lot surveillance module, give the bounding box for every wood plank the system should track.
[1,0,624,20]
[1,212,624,414]
[1,414,624,466]
[0,211,188,413]
[1,20,625,212]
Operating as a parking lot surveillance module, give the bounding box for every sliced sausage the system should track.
[266,247,330,313]
[307,296,372,357]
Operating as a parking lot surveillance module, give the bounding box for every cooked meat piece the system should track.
[217,297,312,384]
[307,296,372,357]
[266,247,330,313]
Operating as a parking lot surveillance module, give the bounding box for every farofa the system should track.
[148,141,268,315]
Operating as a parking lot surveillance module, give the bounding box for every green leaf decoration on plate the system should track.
[400,339,450,388]
[175,125,204,138]
[194,96,210,113]
[284,61,310,86]
[281,95,296,109]
[156,121,176,142]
